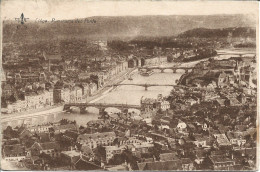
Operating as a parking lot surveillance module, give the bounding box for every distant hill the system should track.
[3,14,256,42]
[177,27,256,38]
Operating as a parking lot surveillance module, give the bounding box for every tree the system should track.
[3,126,19,139]
[93,146,106,162]
[108,154,125,165]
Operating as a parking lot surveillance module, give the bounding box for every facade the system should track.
[2,145,26,161]
[77,132,116,149]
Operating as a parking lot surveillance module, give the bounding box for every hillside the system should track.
[3,14,256,42]
[177,27,256,38]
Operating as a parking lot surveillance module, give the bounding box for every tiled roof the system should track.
[3,144,26,157]
[160,152,178,161]
[54,124,77,131]
[39,142,60,151]
[209,155,235,164]
[77,132,116,141]
[138,160,181,171]
[75,158,103,170]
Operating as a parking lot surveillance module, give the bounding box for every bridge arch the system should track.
[104,107,122,114]
[85,106,100,113]
[176,69,187,73]
[70,106,81,111]
[163,69,175,73]
[152,68,161,73]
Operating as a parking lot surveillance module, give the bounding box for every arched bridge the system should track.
[138,66,194,73]
[64,103,141,114]
[217,52,256,56]
[107,83,177,91]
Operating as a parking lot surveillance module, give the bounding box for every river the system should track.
[1,48,255,129]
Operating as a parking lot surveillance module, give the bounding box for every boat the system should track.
[140,70,154,76]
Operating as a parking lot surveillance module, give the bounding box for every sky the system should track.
[1,0,259,21]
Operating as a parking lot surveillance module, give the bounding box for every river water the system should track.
[1,48,255,129]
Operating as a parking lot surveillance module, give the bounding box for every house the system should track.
[140,97,158,113]
[53,124,77,134]
[30,142,61,158]
[209,155,235,170]
[105,146,122,162]
[37,132,51,143]
[2,83,13,98]
[74,157,103,170]
[159,100,170,111]
[131,142,154,155]
[2,144,26,161]
[62,130,79,144]
[60,150,81,169]
[193,134,208,148]
[77,132,116,149]
[181,158,194,170]
[137,160,181,171]
[226,131,246,147]
[213,134,231,146]
[89,82,98,96]
[28,124,52,133]
[176,120,187,133]
[194,149,206,164]
[81,145,94,158]
[19,128,33,139]
[159,152,178,161]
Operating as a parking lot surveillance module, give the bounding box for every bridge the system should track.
[64,103,141,114]
[138,66,194,73]
[217,52,256,56]
[107,83,177,91]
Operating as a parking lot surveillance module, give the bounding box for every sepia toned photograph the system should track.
[0,0,258,171]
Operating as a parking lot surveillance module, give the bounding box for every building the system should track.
[213,134,231,146]
[2,144,26,161]
[159,100,170,111]
[140,97,158,113]
[226,131,246,147]
[105,146,122,162]
[209,155,235,170]
[77,132,116,149]
[28,124,52,133]
[53,124,77,134]
[30,142,61,158]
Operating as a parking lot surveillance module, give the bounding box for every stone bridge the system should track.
[107,83,177,91]
[138,66,194,73]
[64,103,141,114]
[217,52,256,56]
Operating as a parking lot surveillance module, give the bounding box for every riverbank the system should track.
[1,68,136,125]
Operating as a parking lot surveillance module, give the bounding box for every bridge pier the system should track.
[161,69,164,73]
[185,69,188,74]
[63,105,72,112]
[122,108,128,114]
[99,107,106,116]
[80,107,87,114]
[144,85,148,91]
[172,69,177,73]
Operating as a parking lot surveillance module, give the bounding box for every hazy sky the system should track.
[1,0,259,20]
